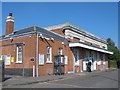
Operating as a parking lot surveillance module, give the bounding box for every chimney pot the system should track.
[9,13,12,16]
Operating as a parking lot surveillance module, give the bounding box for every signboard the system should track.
[0,56,2,61]
[64,56,68,65]
[39,54,44,65]
[30,58,35,64]
[0,55,5,60]
[5,55,11,65]
[0,55,14,65]
[11,56,14,62]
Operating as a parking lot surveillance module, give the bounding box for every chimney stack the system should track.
[6,13,14,35]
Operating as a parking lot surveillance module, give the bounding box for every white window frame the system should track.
[16,46,22,63]
[46,46,52,63]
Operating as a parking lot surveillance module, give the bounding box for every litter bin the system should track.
[0,60,4,82]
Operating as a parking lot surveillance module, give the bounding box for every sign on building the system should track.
[30,58,35,64]
[11,56,15,62]
[5,55,11,65]
[39,54,44,65]
[64,56,68,65]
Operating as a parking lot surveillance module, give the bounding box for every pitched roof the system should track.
[0,26,68,42]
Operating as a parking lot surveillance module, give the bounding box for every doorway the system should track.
[54,55,65,75]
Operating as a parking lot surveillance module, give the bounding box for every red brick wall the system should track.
[102,47,106,49]
[95,44,100,48]
[1,34,109,76]
[79,59,83,72]
[74,66,80,73]
[96,54,109,70]
[6,21,14,35]
[1,34,74,76]
[1,35,36,69]
[70,37,80,42]
[38,37,73,75]
[51,28,65,36]
[84,41,91,45]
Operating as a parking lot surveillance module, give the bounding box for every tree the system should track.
[106,38,120,68]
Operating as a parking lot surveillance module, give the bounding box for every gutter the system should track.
[0,42,25,47]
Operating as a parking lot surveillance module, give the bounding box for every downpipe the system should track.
[36,33,39,77]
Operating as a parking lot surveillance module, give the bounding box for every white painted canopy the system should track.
[69,42,113,55]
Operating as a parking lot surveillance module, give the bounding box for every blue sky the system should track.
[2,2,118,47]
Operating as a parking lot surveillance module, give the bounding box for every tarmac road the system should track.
[3,69,119,88]
[49,69,118,88]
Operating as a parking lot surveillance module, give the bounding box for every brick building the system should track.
[0,13,113,76]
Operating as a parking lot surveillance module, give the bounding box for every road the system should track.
[3,69,119,88]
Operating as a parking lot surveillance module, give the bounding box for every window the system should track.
[74,49,79,65]
[74,51,78,62]
[97,52,99,61]
[58,48,63,55]
[16,45,22,63]
[97,52,101,65]
[103,54,106,65]
[86,51,89,58]
[103,54,106,61]
[46,46,52,63]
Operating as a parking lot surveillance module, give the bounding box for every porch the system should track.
[69,42,113,72]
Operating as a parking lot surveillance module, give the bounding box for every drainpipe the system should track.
[35,28,39,77]
[72,48,75,73]
[22,45,24,76]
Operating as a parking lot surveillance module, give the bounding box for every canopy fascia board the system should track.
[69,42,113,55]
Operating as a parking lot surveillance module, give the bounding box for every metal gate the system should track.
[54,55,65,75]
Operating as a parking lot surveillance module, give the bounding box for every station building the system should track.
[0,13,113,76]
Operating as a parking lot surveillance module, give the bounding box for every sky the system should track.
[2,2,118,47]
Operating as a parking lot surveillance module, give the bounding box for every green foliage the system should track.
[106,38,120,68]
[108,60,117,68]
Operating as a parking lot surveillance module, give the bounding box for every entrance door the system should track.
[83,50,89,71]
[91,51,97,71]
[93,52,97,70]
[54,55,65,75]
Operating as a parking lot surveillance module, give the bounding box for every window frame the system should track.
[16,45,23,63]
[46,46,52,63]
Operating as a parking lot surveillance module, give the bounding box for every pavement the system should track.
[2,68,117,88]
